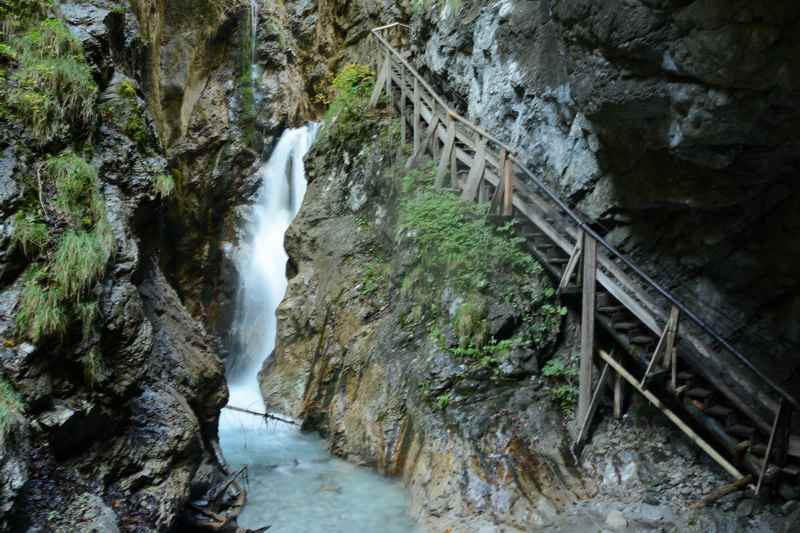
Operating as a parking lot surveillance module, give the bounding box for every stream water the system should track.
[218,125,417,532]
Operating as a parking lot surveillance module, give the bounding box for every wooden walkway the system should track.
[369,22,800,495]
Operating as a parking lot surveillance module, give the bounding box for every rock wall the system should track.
[0,1,232,530]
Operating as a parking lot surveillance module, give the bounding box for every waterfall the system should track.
[226,124,318,410]
[248,0,258,84]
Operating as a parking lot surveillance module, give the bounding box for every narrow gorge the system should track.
[0,1,798,532]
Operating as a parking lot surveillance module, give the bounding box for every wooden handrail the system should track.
[370,24,799,412]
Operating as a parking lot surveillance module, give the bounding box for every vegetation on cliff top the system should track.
[321,63,376,148]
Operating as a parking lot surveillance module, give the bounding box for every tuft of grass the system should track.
[51,229,110,301]
[5,18,97,142]
[12,210,49,256]
[80,348,104,388]
[542,357,579,416]
[46,151,98,224]
[16,265,67,342]
[75,299,97,342]
[153,173,175,198]
[0,377,23,445]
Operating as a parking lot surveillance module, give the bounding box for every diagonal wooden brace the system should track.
[461,136,488,200]
[573,362,611,455]
[557,233,583,295]
[369,54,390,108]
[641,305,679,389]
[756,397,790,495]
[406,115,440,169]
[434,115,456,188]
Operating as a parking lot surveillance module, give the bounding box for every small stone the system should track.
[606,510,627,529]
[736,498,756,517]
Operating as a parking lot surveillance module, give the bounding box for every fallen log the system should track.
[223,405,296,425]
[688,475,753,509]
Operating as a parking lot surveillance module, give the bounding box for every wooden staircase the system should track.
[368,22,799,497]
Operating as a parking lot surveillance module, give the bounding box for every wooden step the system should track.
[629,335,654,345]
[727,424,756,439]
[613,321,639,332]
[677,371,695,381]
[547,257,568,265]
[705,405,733,418]
[598,305,625,314]
[751,443,767,457]
[686,387,712,399]
[782,465,800,478]
[789,436,800,459]
[537,243,556,250]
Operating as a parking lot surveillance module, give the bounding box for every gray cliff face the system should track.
[412,0,800,382]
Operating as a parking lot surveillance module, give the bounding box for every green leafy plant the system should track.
[435,391,451,410]
[80,348,104,388]
[542,357,579,416]
[360,259,390,297]
[322,64,375,146]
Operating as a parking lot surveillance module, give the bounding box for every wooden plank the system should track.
[450,139,458,188]
[385,53,393,105]
[413,79,421,153]
[369,55,389,108]
[461,137,488,201]
[598,350,745,479]
[756,397,786,495]
[557,235,583,295]
[435,115,456,188]
[399,69,407,143]
[578,233,597,424]
[614,372,623,419]
[574,363,612,454]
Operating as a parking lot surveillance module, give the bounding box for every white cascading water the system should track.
[219,125,417,531]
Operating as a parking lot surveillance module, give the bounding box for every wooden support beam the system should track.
[369,55,390,108]
[574,362,611,454]
[502,152,513,216]
[413,79,421,153]
[461,137,488,201]
[385,53,393,106]
[756,397,787,495]
[406,115,440,169]
[598,350,745,480]
[578,233,597,424]
[689,475,753,509]
[399,70,407,143]
[613,371,624,419]
[557,235,583,295]
[450,139,458,188]
[435,115,456,188]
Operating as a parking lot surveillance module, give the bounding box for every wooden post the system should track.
[557,237,583,295]
[406,115,440,169]
[461,137,488,200]
[450,138,458,188]
[435,114,456,188]
[613,372,624,419]
[502,155,513,216]
[578,231,597,424]
[385,52,393,107]
[663,306,680,367]
[413,79,421,154]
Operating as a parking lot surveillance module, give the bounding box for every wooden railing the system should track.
[369,23,798,493]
